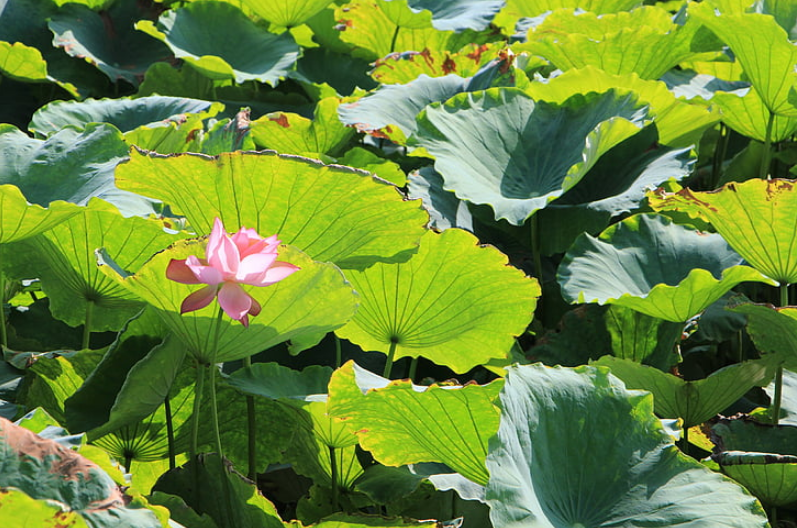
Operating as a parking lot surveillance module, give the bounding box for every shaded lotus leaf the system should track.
[135,2,299,85]
[649,178,797,284]
[0,417,163,527]
[328,361,503,486]
[370,43,503,84]
[29,96,221,137]
[712,417,797,507]
[101,238,357,363]
[558,213,776,322]
[691,2,797,117]
[603,304,683,370]
[404,0,505,31]
[493,0,641,33]
[250,97,355,157]
[241,0,332,27]
[0,41,48,82]
[518,7,707,80]
[338,147,406,186]
[226,362,332,400]
[593,356,777,428]
[729,302,797,370]
[116,149,427,270]
[292,47,377,97]
[407,166,473,231]
[138,62,215,100]
[414,88,650,225]
[485,363,769,527]
[0,186,82,245]
[335,229,539,373]
[764,368,797,426]
[662,67,749,101]
[712,89,797,143]
[49,1,172,86]
[525,66,719,148]
[288,513,444,527]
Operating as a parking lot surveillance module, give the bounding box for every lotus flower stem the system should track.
[243,355,257,481]
[335,335,342,368]
[0,271,7,348]
[190,356,207,499]
[82,300,94,350]
[329,445,339,510]
[771,283,790,425]
[164,395,176,470]
[530,214,543,282]
[208,307,225,461]
[383,340,398,378]
[759,110,775,180]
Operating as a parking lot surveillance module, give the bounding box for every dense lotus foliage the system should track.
[4,0,797,526]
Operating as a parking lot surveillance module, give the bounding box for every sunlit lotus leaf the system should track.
[338,147,406,186]
[518,7,707,80]
[116,149,427,270]
[486,363,769,527]
[403,0,506,31]
[729,302,797,370]
[649,178,797,284]
[593,356,777,428]
[603,305,683,370]
[712,417,797,507]
[691,2,797,117]
[101,238,357,363]
[414,88,650,225]
[0,186,81,245]
[29,96,221,137]
[328,361,503,486]
[0,417,163,527]
[250,98,354,157]
[49,2,172,86]
[493,0,641,33]
[0,41,48,82]
[287,513,442,527]
[335,229,539,373]
[135,2,299,85]
[241,0,331,27]
[138,63,215,100]
[558,214,776,322]
[712,89,797,142]
[0,487,90,528]
[525,66,719,148]
[370,43,502,84]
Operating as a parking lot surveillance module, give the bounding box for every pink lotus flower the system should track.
[166,218,299,327]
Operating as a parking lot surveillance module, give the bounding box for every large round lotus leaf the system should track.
[558,213,776,322]
[713,89,797,143]
[48,2,172,86]
[0,185,81,244]
[334,229,540,373]
[404,0,505,31]
[712,417,797,507]
[240,0,331,27]
[593,356,777,428]
[369,42,502,84]
[691,2,797,117]
[519,7,705,80]
[493,0,641,32]
[649,178,797,284]
[227,362,332,400]
[327,361,503,486]
[29,96,220,137]
[525,66,719,148]
[135,2,299,85]
[413,88,650,225]
[0,417,162,527]
[0,41,48,83]
[485,363,769,527]
[729,302,797,370]
[115,149,428,270]
[100,238,357,363]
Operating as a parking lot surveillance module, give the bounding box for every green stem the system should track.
[190,359,206,502]
[164,395,176,471]
[82,300,94,350]
[710,123,729,189]
[243,355,257,481]
[389,25,400,53]
[335,335,342,369]
[383,340,398,378]
[408,357,418,382]
[329,445,339,511]
[771,283,790,426]
[0,271,7,348]
[530,214,543,282]
[759,110,775,180]
[208,307,225,460]
[124,454,133,474]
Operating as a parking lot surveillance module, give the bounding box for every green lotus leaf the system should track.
[115,149,427,270]
[241,0,331,27]
[48,2,172,86]
[712,417,797,507]
[414,88,650,225]
[407,167,473,232]
[138,62,215,100]
[370,43,502,85]
[335,229,539,373]
[691,2,797,117]
[101,238,357,363]
[0,41,48,82]
[0,417,163,527]
[0,186,82,245]
[338,147,406,187]
[713,89,797,143]
[765,368,797,426]
[649,178,797,284]
[593,356,777,428]
[558,213,776,322]
[289,513,443,527]
[327,361,503,486]
[29,96,221,137]
[0,487,90,528]
[525,66,719,148]
[227,362,332,399]
[135,2,299,85]
[250,97,355,157]
[603,305,683,369]
[729,302,797,370]
[404,0,505,31]
[519,7,707,80]
[485,363,769,527]
[292,47,377,97]
[493,0,641,33]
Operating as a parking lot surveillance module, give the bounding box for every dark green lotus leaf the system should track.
[404,0,506,31]
[138,62,215,100]
[29,96,221,137]
[116,149,428,270]
[0,185,82,245]
[603,304,683,370]
[528,305,612,367]
[558,213,775,322]
[407,167,473,231]
[729,302,797,370]
[148,492,217,528]
[0,41,48,83]
[335,229,540,373]
[765,368,797,426]
[292,47,377,97]
[712,89,797,143]
[414,88,650,225]
[712,417,797,507]
[101,238,357,363]
[691,2,797,117]
[593,356,777,428]
[328,361,503,486]
[649,178,797,285]
[485,363,769,527]
[227,362,332,400]
[49,2,172,86]
[136,2,299,85]
[0,417,163,527]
